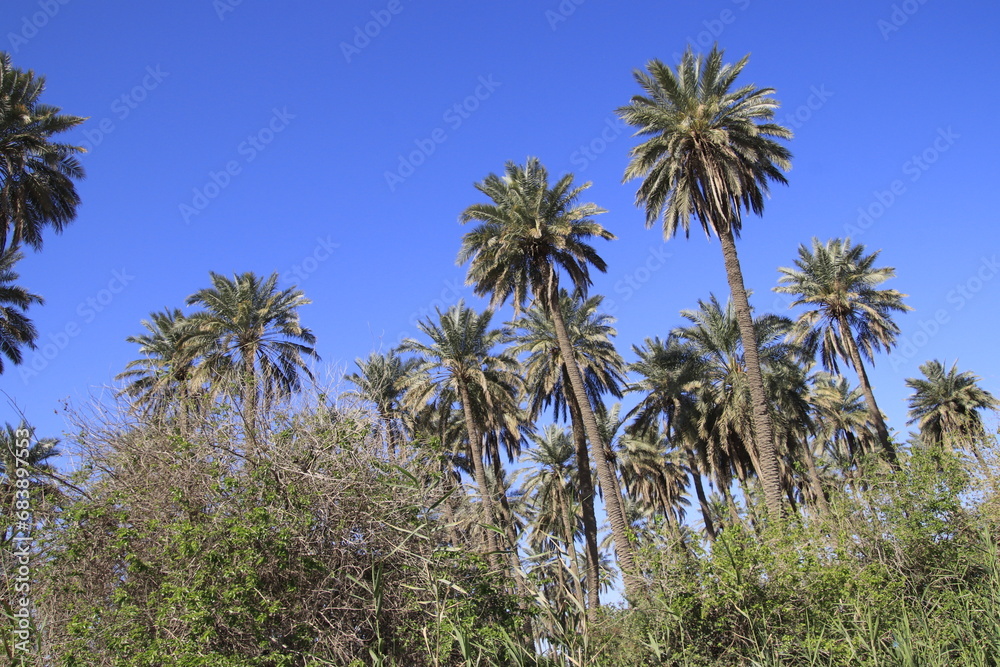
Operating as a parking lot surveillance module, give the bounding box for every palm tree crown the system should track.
[0,52,85,252]
[345,349,421,454]
[775,237,910,372]
[185,271,319,409]
[116,308,199,417]
[617,45,792,239]
[457,157,615,313]
[906,360,999,451]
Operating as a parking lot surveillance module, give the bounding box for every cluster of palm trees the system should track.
[107,47,998,624]
[116,271,318,442]
[334,241,996,622]
[5,42,996,640]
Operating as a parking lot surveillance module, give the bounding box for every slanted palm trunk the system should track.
[838,314,899,468]
[802,441,831,516]
[568,395,602,618]
[546,276,641,600]
[686,448,717,541]
[489,455,537,650]
[490,454,532,579]
[557,482,586,617]
[457,380,501,567]
[718,227,785,521]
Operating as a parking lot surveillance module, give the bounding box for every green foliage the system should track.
[33,406,526,666]
[584,446,1000,665]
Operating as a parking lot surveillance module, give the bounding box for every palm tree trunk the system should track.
[491,453,529,573]
[177,381,190,434]
[489,454,538,650]
[734,465,761,529]
[802,441,830,516]
[457,379,501,567]
[558,484,586,617]
[568,395,602,619]
[441,475,464,546]
[838,314,899,468]
[687,448,717,541]
[718,228,785,521]
[656,474,683,545]
[380,407,403,458]
[721,484,745,530]
[547,277,642,600]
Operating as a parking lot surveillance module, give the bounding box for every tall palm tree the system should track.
[0,52,85,252]
[117,308,201,422]
[345,349,421,456]
[185,272,319,437]
[509,291,625,614]
[456,158,642,598]
[768,356,828,515]
[0,247,41,374]
[906,360,999,462]
[775,237,910,465]
[617,46,793,520]
[407,399,474,545]
[400,301,521,564]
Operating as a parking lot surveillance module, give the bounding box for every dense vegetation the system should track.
[3,47,1000,666]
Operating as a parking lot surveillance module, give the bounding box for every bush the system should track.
[32,400,523,666]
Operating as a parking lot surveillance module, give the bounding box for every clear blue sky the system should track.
[3,0,999,460]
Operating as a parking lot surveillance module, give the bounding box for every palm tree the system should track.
[185,272,319,438]
[345,349,421,456]
[0,422,62,546]
[408,399,473,545]
[616,426,690,543]
[521,424,586,614]
[117,308,201,422]
[671,296,808,521]
[456,158,642,598]
[627,336,720,539]
[0,52,85,252]
[808,372,877,477]
[617,46,793,520]
[775,238,911,465]
[768,356,827,515]
[509,291,625,613]
[0,247,41,374]
[400,301,521,564]
[906,360,999,463]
